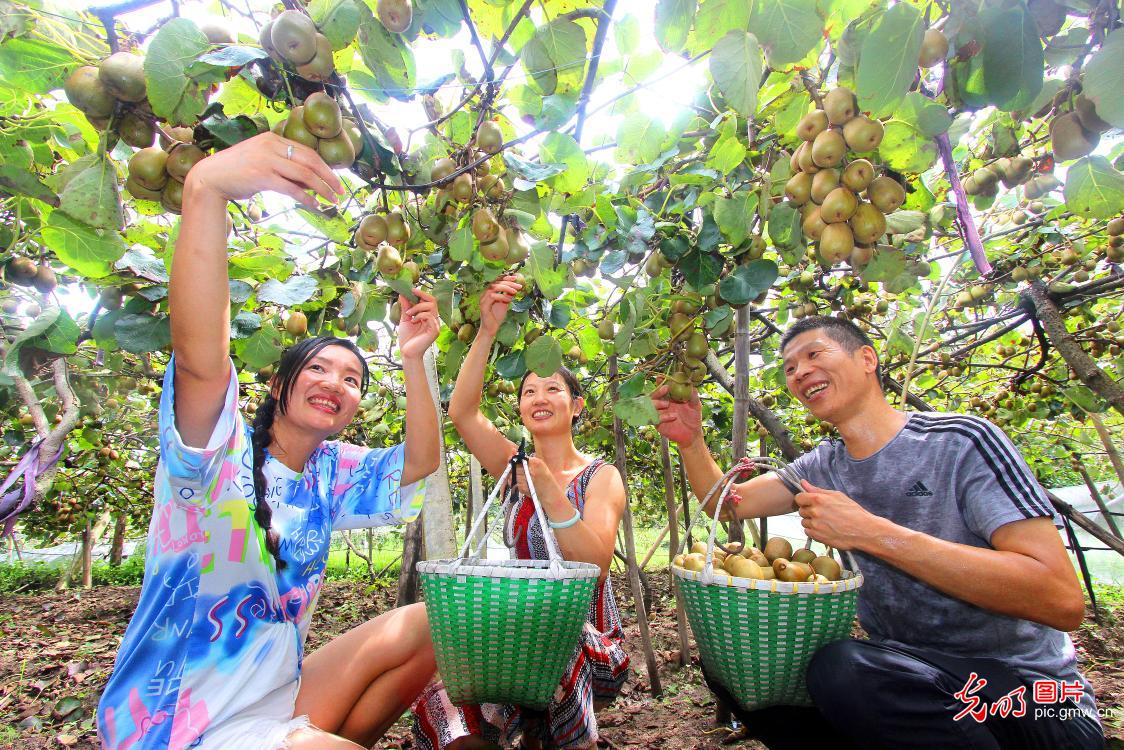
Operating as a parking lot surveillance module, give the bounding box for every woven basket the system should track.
[673,458,863,710]
[418,456,600,709]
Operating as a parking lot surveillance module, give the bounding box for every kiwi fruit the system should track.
[476,120,504,154]
[842,116,884,152]
[303,92,343,139]
[763,537,793,563]
[820,187,858,223]
[796,109,829,141]
[128,146,169,191]
[450,172,474,203]
[317,132,355,168]
[842,159,874,192]
[385,210,411,246]
[811,555,842,581]
[482,230,510,261]
[850,202,887,244]
[98,52,147,102]
[376,0,413,33]
[850,243,875,266]
[166,144,206,182]
[357,214,388,249]
[64,66,115,118]
[773,558,813,582]
[811,128,846,168]
[479,174,506,201]
[686,331,709,359]
[917,28,949,68]
[785,171,813,205]
[118,111,155,148]
[1107,217,1124,236]
[285,311,308,336]
[808,168,839,204]
[801,205,827,241]
[471,207,501,244]
[1074,94,1110,134]
[796,141,820,174]
[823,86,856,125]
[431,157,457,183]
[1050,112,1098,161]
[271,10,319,65]
[161,179,184,214]
[199,21,237,45]
[791,548,817,564]
[376,241,403,275]
[868,176,906,213]
[283,107,319,150]
[819,222,855,264]
[126,175,163,201]
[296,33,335,82]
[506,228,531,264]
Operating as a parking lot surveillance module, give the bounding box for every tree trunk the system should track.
[396,515,424,606]
[704,350,799,460]
[728,306,750,545]
[57,509,111,590]
[109,512,126,566]
[661,437,690,666]
[82,518,94,588]
[1073,459,1121,540]
[1025,282,1124,417]
[1089,412,1124,490]
[341,530,375,580]
[421,350,456,560]
[609,355,662,697]
[467,455,484,551]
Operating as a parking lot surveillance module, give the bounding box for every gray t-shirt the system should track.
[784,411,1097,714]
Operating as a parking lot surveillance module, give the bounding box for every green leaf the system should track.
[145,19,212,126]
[41,212,125,279]
[3,307,80,375]
[503,152,566,184]
[895,92,952,137]
[613,395,659,427]
[655,0,697,53]
[494,350,527,380]
[0,164,57,204]
[615,14,641,55]
[1063,385,1107,414]
[114,313,172,354]
[713,191,758,245]
[616,112,666,165]
[980,4,1043,112]
[878,121,937,174]
[257,276,319,305]
[235,326,282,369]
[57,156,122,231]
[768,202,804,250]
[856,4,924,117]
[116,247,169,283]
[524,335,563,377]
[718,260,778,305]
[520,18,587,96]
[414,0,462,38]
[200,110,261,148]
[705,127,747,174]
[0,37,73,95]
[1063,157,1124,220]
[747,0,822,66]
[884,210,927,236]
[229,246,293,279]
[688,0,751,55]
[538,133,589,193]
[310,0,362,50]
[297,208,352,243]
[679,249,722,289]
[187,45,269,74]
[529,240,566,299]
[357,4,417,100]
[709,31,763,118]
[449,224,474,262]
[1082,28,1124,129]
[230,311,262,340]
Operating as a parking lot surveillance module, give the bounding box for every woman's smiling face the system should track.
[519,372,582,436]
[275,345,365,437]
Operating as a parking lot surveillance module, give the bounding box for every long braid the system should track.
[251,396,286,571]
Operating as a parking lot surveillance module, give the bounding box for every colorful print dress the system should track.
[96,358,425,749]
[412,459,630,750]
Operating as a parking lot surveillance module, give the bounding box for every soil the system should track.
[1,574,1121,749]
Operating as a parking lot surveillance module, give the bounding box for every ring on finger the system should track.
[286,144,295,160]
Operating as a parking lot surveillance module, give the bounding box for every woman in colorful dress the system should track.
[96,132,442,750]
[412,275,630,750]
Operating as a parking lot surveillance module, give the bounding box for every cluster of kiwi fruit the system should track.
[354,208,415,281]
[673,537,844,583]
[271,91,363,169]
[1050,93,1112,162]
[785,86,907,268]
[3,258,57,295]
[63,51,149,135]
[260,9,339,83]
[1106,216,1124,262]
[663,296,711,402]
[125,131,207,213]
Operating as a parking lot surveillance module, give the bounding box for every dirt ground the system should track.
[1,573,1121,749]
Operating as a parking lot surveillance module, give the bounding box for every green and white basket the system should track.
[418,455,600,709]
[672,457,863,710]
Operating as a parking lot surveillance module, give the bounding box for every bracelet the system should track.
[547,506,581,529]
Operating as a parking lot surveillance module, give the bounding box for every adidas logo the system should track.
[906,481,934,497]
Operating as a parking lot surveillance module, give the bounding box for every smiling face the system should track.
[273,345,365,439]
[519,372,583,438]
[782,330,880,423]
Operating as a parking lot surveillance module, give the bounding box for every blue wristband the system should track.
[547,506,581,529]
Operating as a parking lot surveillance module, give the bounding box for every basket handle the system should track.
[515,456,566,568]
[458,458,517,560]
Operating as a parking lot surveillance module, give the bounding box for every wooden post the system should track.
[1089,412,1124,489]
[396,515,424,605]
[609,355,662,696]
[728,305,750,546]
[81,519,94,588]
[109,512,126,566]
[421,349,456,559]
[1074,458,1122,540]
[661,437,690,666]
[467,455,484,550]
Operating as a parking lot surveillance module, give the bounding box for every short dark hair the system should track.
[780,316,882,384]
[518,366,583,425]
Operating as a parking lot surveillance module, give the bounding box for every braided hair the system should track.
[251,336,371,571]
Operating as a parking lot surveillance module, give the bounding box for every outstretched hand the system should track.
[794,479,882,550]
[478,275,522,338]
[512,456,564,507]
[398,289,440,360]
[185,132,344,208]
[651,379,703,446]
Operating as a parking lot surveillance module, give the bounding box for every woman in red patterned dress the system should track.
[412,275,630,750]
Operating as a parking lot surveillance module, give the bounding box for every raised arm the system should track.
[446,276,522,478]
[652,383,796,519]
[396,290,442,485]
[170,133,342,447]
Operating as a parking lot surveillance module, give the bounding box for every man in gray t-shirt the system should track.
[652,316,1104,750]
